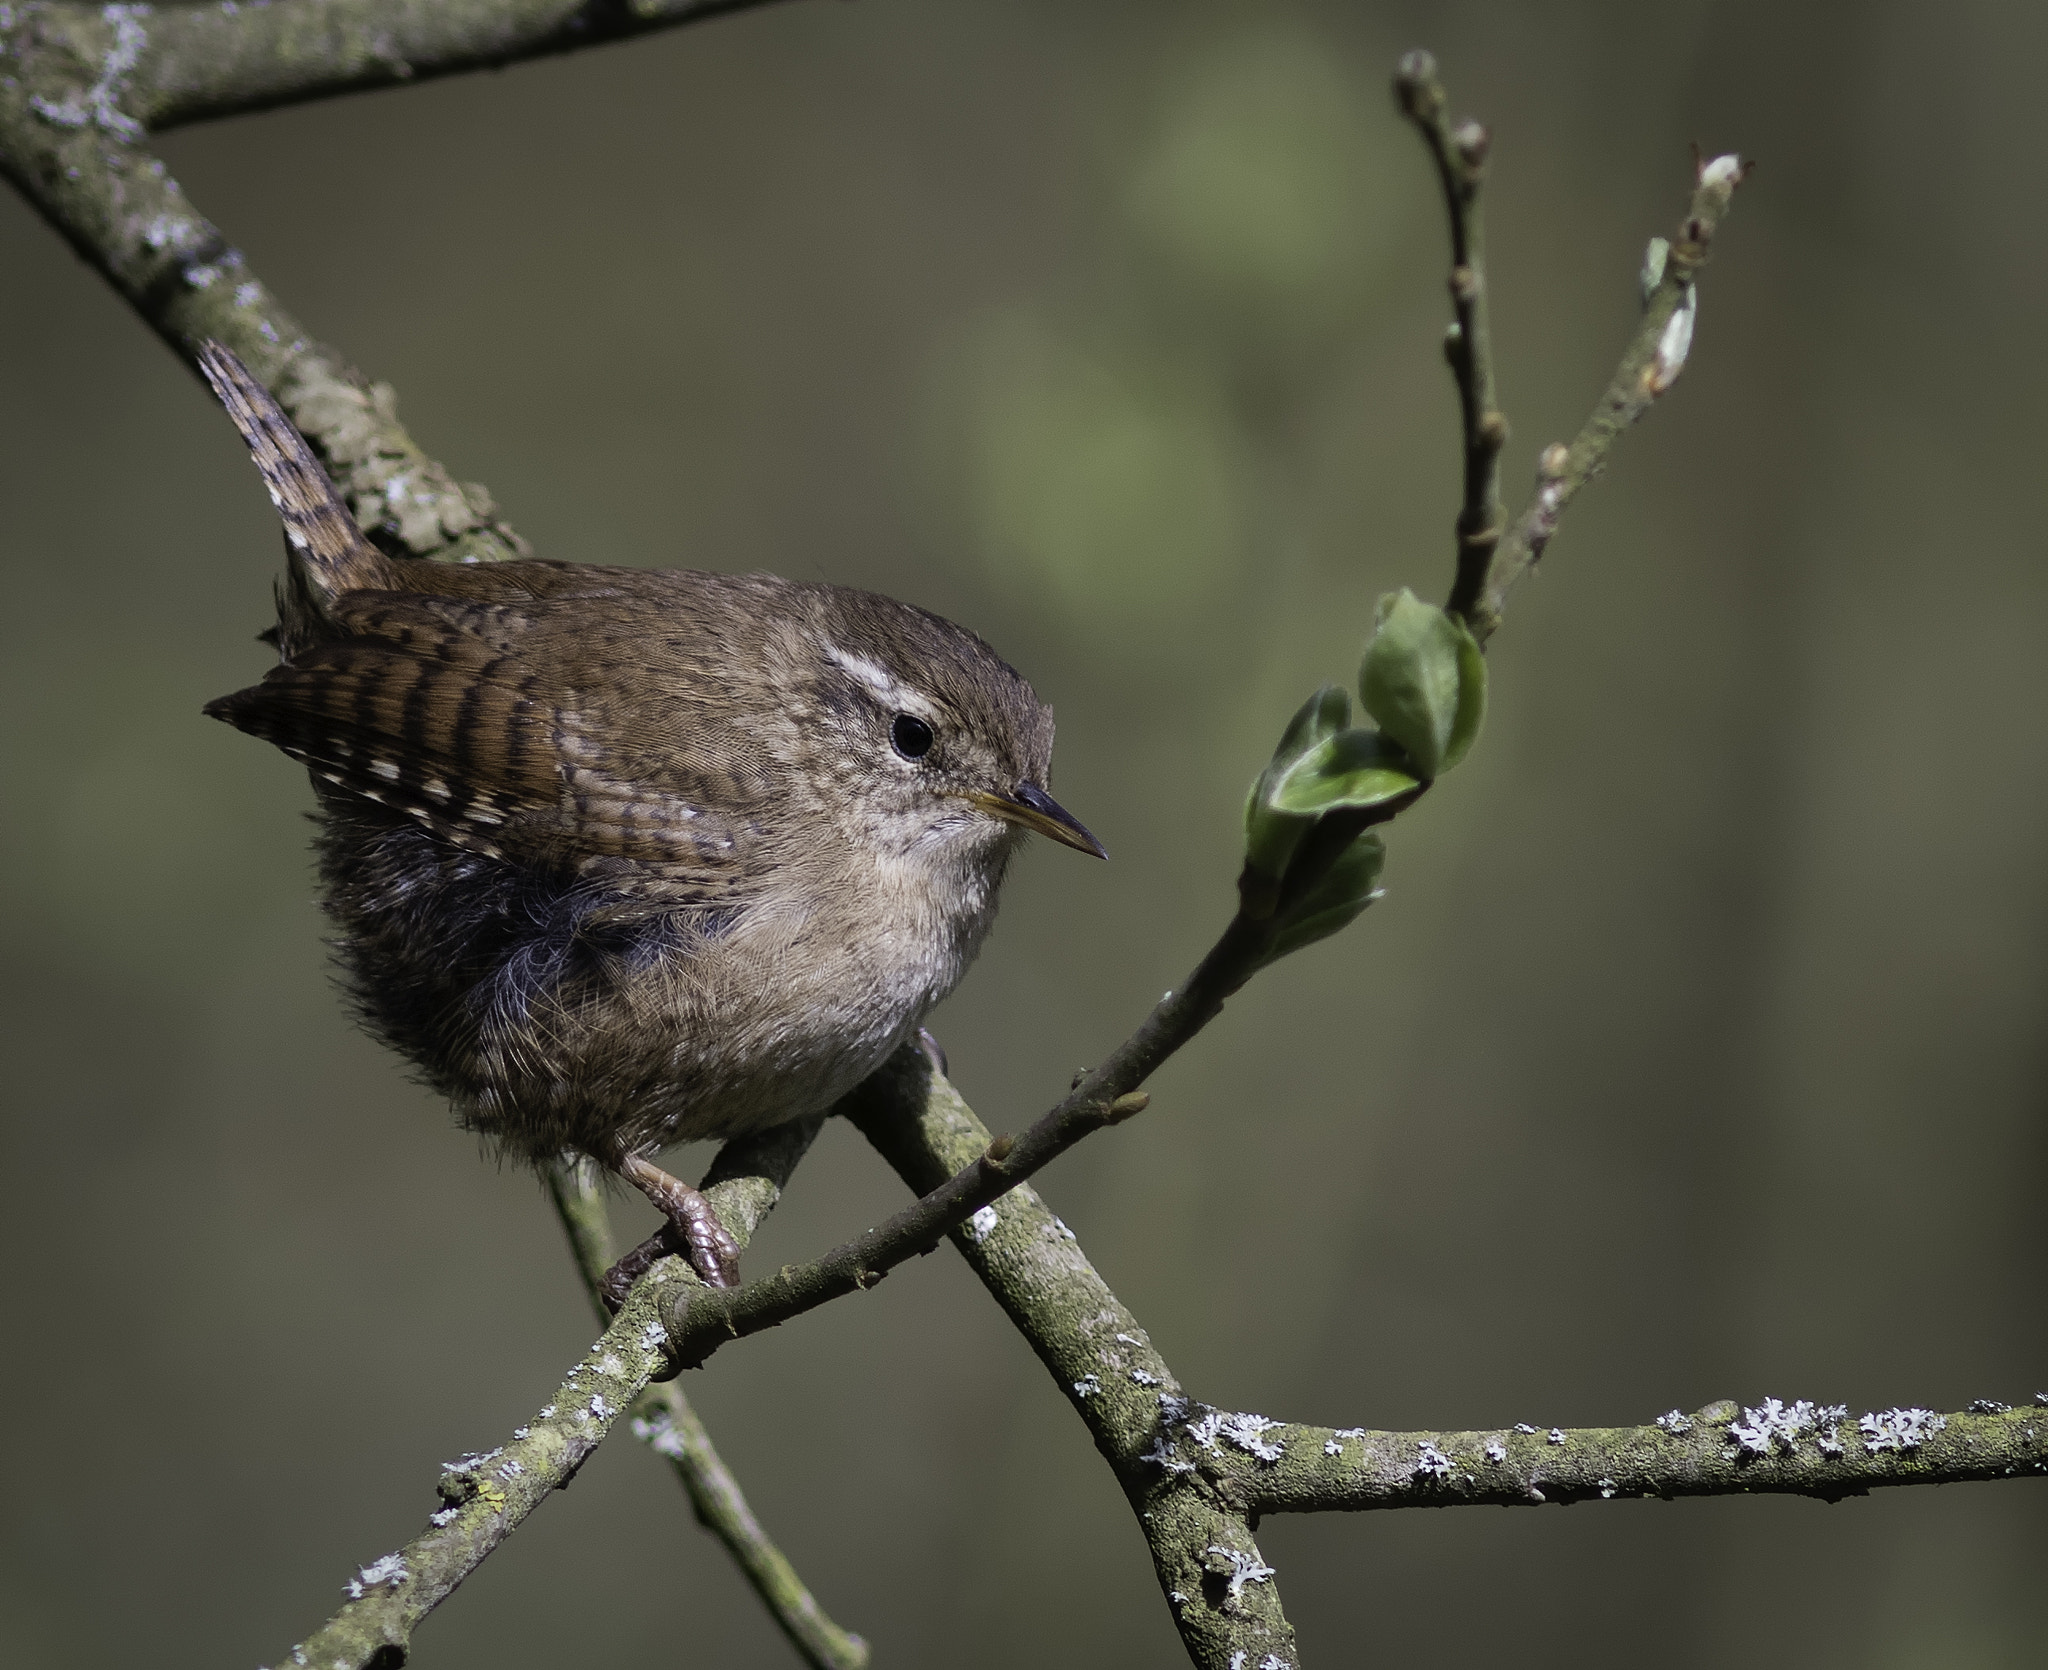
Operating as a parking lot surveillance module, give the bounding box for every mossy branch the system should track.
[546,1148,869,1670]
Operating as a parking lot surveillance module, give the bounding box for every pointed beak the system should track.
[968,781,1107,859]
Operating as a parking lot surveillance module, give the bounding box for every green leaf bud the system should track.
[1270,727,1420,817]
[1357,588,1486,779]
[1244,684,1352,883]
[1263,832,1385,962]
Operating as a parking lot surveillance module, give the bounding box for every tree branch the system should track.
[1455,147,1748,645]
[843,1048,1300,1670]
[545,1147,869,1670]
[3,0,798,134]
[1394,49,1507,624]
[1212,1401,2048,1514]
[274,1122,819,1670]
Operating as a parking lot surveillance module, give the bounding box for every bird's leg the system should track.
[596,1225,675,1311]
[614,1152,741,1292]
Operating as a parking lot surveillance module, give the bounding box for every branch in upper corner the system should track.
[545,1149,870,1670]
[1395,49,1509,621]
[0,0,797,135]
[1459,150,1749,645]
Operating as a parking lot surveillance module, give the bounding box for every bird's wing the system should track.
[206,585,770,881]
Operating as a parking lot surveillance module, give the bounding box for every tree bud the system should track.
[1263,832,1386,963]
[1357,589,1486,779]
[1243,684,1352,883]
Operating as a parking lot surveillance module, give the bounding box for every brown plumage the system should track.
[198,344,1103,1289]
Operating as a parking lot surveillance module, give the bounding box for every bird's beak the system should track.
[968,782,1108,859]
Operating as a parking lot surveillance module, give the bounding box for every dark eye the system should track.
[890,713,934,759]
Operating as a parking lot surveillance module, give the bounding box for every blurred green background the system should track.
[3,1,2044,1664]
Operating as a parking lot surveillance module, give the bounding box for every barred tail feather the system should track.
[197,343,387,624]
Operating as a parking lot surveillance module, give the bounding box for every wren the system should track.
[197,345,1103,1296]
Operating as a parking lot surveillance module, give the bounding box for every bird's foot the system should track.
[617,1153,741,1292]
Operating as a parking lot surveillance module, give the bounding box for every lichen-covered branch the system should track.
[546,1147,870,1670]
[0,7,533,561]
[1394,49,1507,622]
[843,1048,1300,1670]
[841,1051,2048,1670]
[1214,1398,2048,1514]
[273,1122,820,1670]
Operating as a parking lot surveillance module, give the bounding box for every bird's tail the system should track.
[197,343,386,633]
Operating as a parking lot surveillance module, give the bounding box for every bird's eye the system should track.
[890,713,935,760]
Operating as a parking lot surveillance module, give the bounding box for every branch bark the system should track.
[274,1120,820,1670]
[546,1145,869,1670]
[1395,49,1507,624]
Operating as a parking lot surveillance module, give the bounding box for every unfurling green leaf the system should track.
[1357,588,1486,779]
[1244,684,1352,881]
[1263,831,1386,962]
[1271,727,1420,816]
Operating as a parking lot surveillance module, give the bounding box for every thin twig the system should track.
[545,1147,869,1670]
[1461,151,1748,644]
[1395,49,1508,621]
[657,913,1281,1370]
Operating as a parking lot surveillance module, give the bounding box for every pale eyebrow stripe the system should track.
[822,643,938,719]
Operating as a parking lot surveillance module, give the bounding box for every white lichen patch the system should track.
[344,1553,408,1599]
[966,1205,999,1243]
[1130,1369,1160,1387]
[631,1413,688,1461]
[1597,1478,1618,1499]
[1140,1436,1196,1477]
[1204,1544,1277,1607]
[1413,1441,1453,1480]
[1967,1399,2011,1414]
[1860,1407,1946,1453]
[1546,1429,1567,1446]
[1218,1413,1285,1462]
[587,1395,612,1421]
[1044,1216,1078,1243]
[1514,1423,1538,1435]
[1186,1410,1226,1451]
[1073,1375,1102,1400]
[28,2,149,138]
[1731,1397,1812,1456]
[1483,1440,1507,1464]
[637,1321,667,1352]
[1655,1409,1693,1435]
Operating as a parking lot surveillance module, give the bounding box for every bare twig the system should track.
[1394,49,1508,621]
[1460,151,1748,644]
[546,1148,870,1670]
[656,913,1279,1372]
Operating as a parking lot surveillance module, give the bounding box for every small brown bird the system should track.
[198,344,1103,1294]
